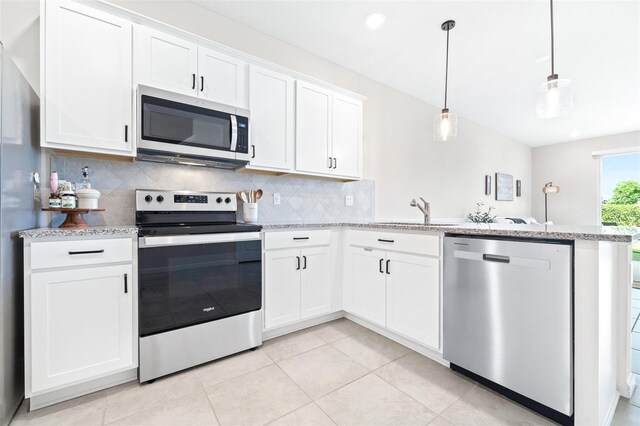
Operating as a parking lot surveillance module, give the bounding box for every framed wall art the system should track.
[495,173,514,201]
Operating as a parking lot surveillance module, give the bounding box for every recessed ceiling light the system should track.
[366,12,386,30]
[535,55,550,63]
[570,130,580,138]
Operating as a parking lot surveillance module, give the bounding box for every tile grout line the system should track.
[371,368,441,418]
[200,379,223,426]
[267,363,317,424]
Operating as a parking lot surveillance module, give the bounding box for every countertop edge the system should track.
[260,223,639,243]
[19,227,139,239]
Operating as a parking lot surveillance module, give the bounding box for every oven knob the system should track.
[144,195,152,203]
[156,195,164,203]
[224,197,231,204]
[216,197,223,203]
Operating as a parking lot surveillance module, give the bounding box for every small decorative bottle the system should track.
[79,166,92,189]
[50,171,59,194]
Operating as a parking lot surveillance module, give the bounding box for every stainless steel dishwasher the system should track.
[443,236,573,425]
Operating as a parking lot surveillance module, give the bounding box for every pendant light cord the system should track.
[550,0,555,75]
[444,27,450,109]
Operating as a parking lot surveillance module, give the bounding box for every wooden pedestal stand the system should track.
[42,208,105,229]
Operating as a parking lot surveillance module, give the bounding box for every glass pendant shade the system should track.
[536,77,573,119]
[433,109,458,142]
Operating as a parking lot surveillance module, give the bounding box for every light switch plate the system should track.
[345,195,353,206]
[273,193,281,205]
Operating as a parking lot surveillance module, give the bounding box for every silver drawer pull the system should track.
[68,249,105,255]
[293,237,309,240]
[378,239,394,243]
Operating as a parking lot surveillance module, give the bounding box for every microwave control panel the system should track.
[235,116,249,154]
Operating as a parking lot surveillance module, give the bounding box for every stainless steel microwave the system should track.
[136,85,250,169]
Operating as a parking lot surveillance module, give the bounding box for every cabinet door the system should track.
[198,47,248,108]
[135,26,198,96]
[331,94,362,178]
[30,265,134,392]
[44,0,133,155]
[264,249,301,329]
[386,253,440,349]
[295,81,332,175]
[248,66,295,171]
[348,247,386,326]
[300,246,332,319]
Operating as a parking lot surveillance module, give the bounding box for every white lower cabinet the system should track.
[265,249,302,328]
[300,246,332,319]
[264,232,332,330]
[31,264,134,392]
[345,234,442,350]
[348,247,386,326]
[24,235,137,409]
[386,252,440,349]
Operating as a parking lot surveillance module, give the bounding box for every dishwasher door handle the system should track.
[482,254,510,263]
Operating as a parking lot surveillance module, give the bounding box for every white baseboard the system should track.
[343,312,447,366]
[263,310,448,367]
[262,311,343,340]
[603,392,620,426]
[29,368,137,411]
[619,373,637,399]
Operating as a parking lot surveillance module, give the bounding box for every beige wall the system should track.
[107,0,532,221]
[0,0,40,96]
[531,131,640,226]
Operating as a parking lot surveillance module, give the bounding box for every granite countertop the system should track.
[19,226,139,239]
[260,222,640,243]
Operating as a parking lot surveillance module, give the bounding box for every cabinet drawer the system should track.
[347,230,440,257]
[264,229,331,250]
[31,238,133,270]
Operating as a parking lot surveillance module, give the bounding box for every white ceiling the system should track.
[192,0,640,146]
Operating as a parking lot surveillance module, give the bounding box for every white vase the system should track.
[243,203,258,223]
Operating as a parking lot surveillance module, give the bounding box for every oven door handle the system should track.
[139,232,261,248]
[230,115,238,152]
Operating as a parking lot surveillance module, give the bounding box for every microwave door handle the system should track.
[230,115,238,151]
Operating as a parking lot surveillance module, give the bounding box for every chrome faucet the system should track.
[410,198,431,225]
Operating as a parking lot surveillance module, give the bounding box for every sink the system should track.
[373,222,457,227]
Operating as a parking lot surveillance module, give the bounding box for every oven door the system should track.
[138,232,261,337]
[137,86,249,161]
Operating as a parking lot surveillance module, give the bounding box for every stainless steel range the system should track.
[135,190,262,383]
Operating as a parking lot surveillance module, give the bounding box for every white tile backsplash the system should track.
[48,154,374,227]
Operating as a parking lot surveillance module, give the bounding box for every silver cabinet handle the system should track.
[333,157,337,169]
[328,157,332,168]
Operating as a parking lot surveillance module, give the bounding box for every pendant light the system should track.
[434,20,457,142]
[536,0,573,119]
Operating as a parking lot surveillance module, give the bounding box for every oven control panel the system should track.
[174,194,208,204]
[136,190,237,212]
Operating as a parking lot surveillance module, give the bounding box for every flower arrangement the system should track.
[467,202,497,224]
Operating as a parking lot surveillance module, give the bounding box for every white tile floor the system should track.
[11,319,558,426]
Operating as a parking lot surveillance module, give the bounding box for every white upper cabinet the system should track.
[44,0,133,156]
[296,81,363,179]
[331,94,363,178]
[248,65,295,171]
[296,81,333,175]
[134,28,247,108]
[198,47,248,108]
[135,26,198,96]
[386,253,440,349]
